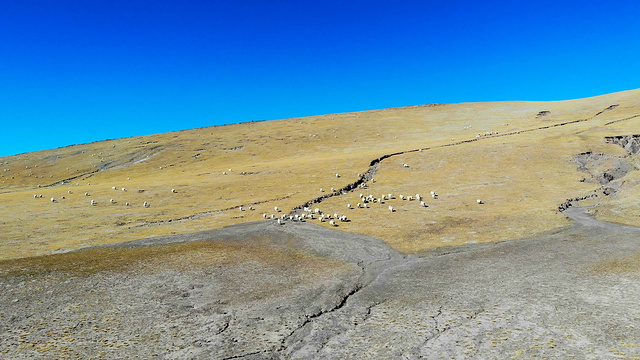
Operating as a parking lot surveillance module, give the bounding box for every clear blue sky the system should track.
[1,0,639,156]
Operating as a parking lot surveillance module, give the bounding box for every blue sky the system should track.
[1,0,639,156]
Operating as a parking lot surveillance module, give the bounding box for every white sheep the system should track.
[34,194,38,198]
[121,188,126,191]
[330,187,335,192]
[314,208,321,214]
[143,201,149,208]
[125,202,130,206]
[277,218,283,225]
[85,192,90,196]
[320,188,324,192]
[111,186,116,190]
[171,188,177,193]
[403,163,409,168]
[239,206,244,211]
[400,195,405,200]
[388,206,394,212]
[68,190,72,194]
[407,196,413,201]
[248,205,253,210]
[91,199,96,206]
[274,206,279,212]
[335,173,340,178]
[270,214,275,219]
[477,199,483,204]
[333,213,339,219]
[110,199,115,204]
[347,204,352,209]
[329,220,337,226]
[357,203,362,208]
[340,215,347,222]
[263,213,268,218]
[420,201,428,207]
[431,193,438,199]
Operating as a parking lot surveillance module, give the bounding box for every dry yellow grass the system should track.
[2,89,640,259]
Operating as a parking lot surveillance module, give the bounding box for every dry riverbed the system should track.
[1,207,640,359]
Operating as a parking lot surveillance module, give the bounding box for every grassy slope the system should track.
[1,89,640,260]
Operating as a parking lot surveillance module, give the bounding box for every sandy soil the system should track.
[1,207,639,359]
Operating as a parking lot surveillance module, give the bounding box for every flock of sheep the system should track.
[34,184,179,208]
[263,186,484,227]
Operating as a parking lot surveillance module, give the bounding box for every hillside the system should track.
[1,89,640,260]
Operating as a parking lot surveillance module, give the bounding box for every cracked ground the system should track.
[2,206,640,359]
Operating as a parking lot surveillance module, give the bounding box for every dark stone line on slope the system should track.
[290,107,634,214]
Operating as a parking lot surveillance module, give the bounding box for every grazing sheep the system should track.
[111,186,116,190]
[143,201,149,208]
[39,194,43,198]
[274,206,279,212]
[330,187,335,192]
[347,204,352,209]
[263,213,268,218]
[248,205,254,210]
[91,200,96,206]
[420,201,428,207]
[329,220,337,226]
[125,202,130,206]
[335,173,340,178]
[388,193,393,199]
[403,163,409,168]
[320,216,325,222]
[121,188,126,191]
[340,215,347,222]
[85,192,90,196]
[431,193,438,199]
[34,194,38,198]
[320,188,324,192]
[171,188,177,193]
[239,206,244,211]
[270,214,275,219]
[50,197,55,202]
[400,195,405,200]
[277,218,283,225]
[61,196,65,199]
[388,206,394,212]
[314,208,321,214]
[68,190,72,194]
[407,196,413,201]
[357,203,362,208]
[477,199,483,204]
[222,171,226,175]
[333,213,339,219]
[228,169,232,172]
[110,199,115,204]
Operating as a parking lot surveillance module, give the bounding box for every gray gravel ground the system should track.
[1,207,639,359]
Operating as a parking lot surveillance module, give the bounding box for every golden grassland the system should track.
[2,89,640,260]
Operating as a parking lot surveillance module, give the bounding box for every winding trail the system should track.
[291,106,637,214]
